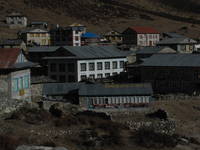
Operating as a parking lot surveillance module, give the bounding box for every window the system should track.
[81,75,87,80]
[12,78,19,92]
[68,75,76,82]
[80,63,87,71]
[19,77,24,89]
[50,63,57,72]
[120,61,124,68]
[42,39,46,45]
[59,64,66,72]
[24,75,30,89]
[89,74,95,79]
[97,62,103,70]
[105,62,110,70]
[112,61,118,69]
[75,30,79,34]
[89,63,95,71]
[68,63,75,72]
[97,74,103,78]
[75,36,79,41]
[105,73,110,78]
[51,75,57,80]
[59,75,66,82]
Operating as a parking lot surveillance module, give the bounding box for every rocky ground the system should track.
[0,100,200,150]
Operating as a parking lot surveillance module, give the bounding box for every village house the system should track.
[0,48,35,100]
[104,30,123,44]
[0,39,26,51]
[67,23,86,46]
[6,12,27,28]
[18,28,51,46]
[40,45,130,82]
[157,37,197,53]
[81,32,100,45]
[122,26,160,47]
[43,82,153,109]
[50,23,86,46]
[135,46,176,61]
[128,54,200,94]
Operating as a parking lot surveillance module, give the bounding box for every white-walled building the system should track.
[122,26,160,46]
[43,46,130,82]
[6,13,27,28]
[18,28,51,46]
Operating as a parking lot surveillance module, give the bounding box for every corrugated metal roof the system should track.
[158,37,197,45]
[141,54,200,67]
[28,46,60,52]
[31,46,131,59]
[136,46,168,54]
[43,83,153,96]
[0,39,23,46]
[163,32,186,38]
[82,32,100,38]
[79,83,153,96]
[129,26,159,34]
[43,82,85,95]
[0,48,20,68]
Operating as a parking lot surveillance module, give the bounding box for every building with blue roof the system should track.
[81,32,100,46]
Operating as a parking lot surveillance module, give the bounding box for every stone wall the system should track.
[31,84,43,102]
[0,75,9,100]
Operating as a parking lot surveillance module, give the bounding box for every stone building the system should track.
[6,12,27,28]
[0,48,35,100]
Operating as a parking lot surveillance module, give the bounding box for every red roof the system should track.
[129,26,159,34]
[0,48,21,69]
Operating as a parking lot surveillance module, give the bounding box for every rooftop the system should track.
[81,32,100,38]
[129,26,159,34]
[0,39,23,46]
[30,45,131,59]
[141,54,200,67]
[43,83,153,96]
[157,37,197,45]
[136,46,176,54]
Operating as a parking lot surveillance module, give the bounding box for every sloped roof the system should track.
[43,82,153,96]
[129,26,159,34]
[19,28,49,34]
[0,39,23,46]
[79,83,153,96]
[0,48,21,68]
[163,32,186,38]
[82,32,100,38]
[28,46,60,52]
[141,54,200,67]
[35,45,131,59]
[136,46,176,54]
[157,37,197,45]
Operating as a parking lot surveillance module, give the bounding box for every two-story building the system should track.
[0,48,35,100]
[6,12,27,28]
[43,45,130,82]
[122,26,160,46]
[18,28,51,46]
[157,37,197,53]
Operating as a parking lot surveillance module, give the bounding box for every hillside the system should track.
[1,0,200,39]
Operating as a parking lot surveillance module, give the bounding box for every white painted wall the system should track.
[77,58,127,81]
[137,34,160,46]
